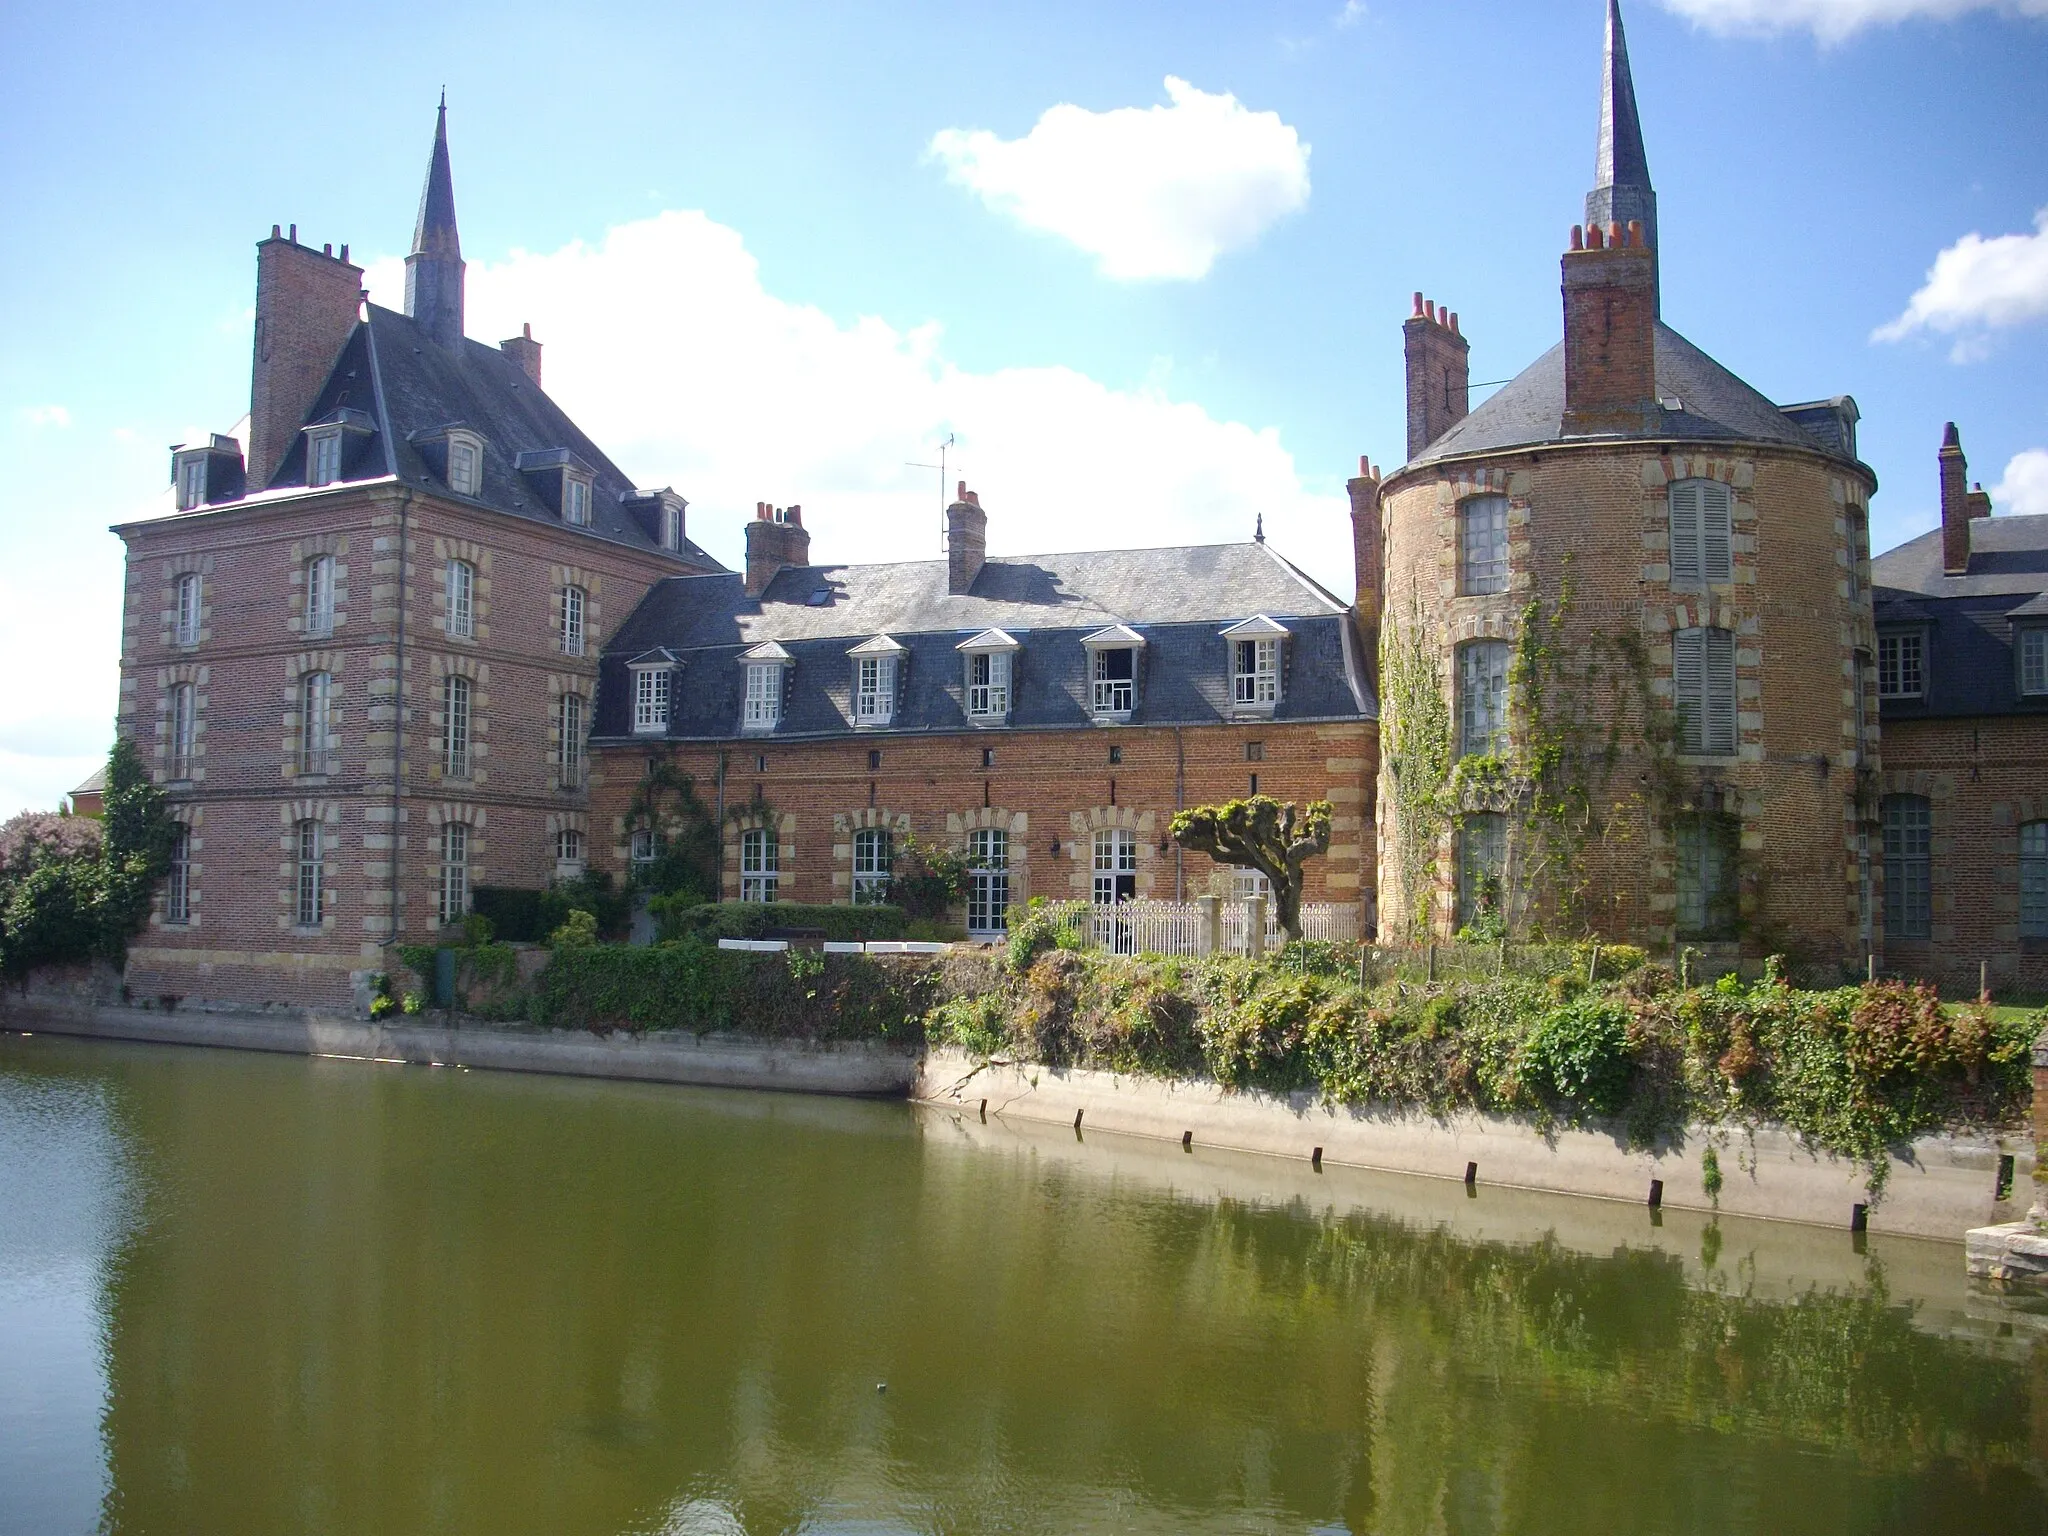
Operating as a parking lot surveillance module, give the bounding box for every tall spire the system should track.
[1585,0,1659,313]
[405,92,466,347]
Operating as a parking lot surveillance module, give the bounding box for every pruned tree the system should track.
[1169,795,1333,945]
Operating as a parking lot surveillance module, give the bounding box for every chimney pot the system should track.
[1411,291,1424,316]
[272,223,282,239]
[289,223,297,243]
[1626,219,1644,247]
[1425,299,1437,322]
[1571,224,1584,250]
[1449,311,1460,335]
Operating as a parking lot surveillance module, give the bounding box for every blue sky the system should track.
[2,0,2045,817]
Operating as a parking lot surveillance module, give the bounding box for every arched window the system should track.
[305,555,335,637]
[1668,479,1734,587]
[2020,821,2047,941]
[300,671,332,775]
[853,827,893,905]
[1674,627,1736,755]
[1460,496,1509,596]
[1882,794,1932,940]
[439,821,470,926]
[556,828,585,869]
[1458,640,1509,757]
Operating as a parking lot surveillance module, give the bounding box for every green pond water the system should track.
[2,1032,2045,1535]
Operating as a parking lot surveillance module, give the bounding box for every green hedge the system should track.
[656,901,911,944]
[531,938,934,1042]
[471,875,631,943]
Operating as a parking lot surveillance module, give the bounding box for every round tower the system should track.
[1372,2,1878,970]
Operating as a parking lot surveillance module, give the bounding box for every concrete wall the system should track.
[914,1046,2026,1243]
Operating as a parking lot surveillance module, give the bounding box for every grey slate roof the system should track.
[1873,513,2048,722]
[1409,323,1850,468]
[594,541,1375,741]
[261,304,721,567]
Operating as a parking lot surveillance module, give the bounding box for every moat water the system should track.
[2,1032,2044,1535]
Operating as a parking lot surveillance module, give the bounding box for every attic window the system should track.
[740,642,793,732]
[662,504,682,551]
[175,455,208,510]
[1082,625,1145,721]
[957,629,1019,724]
[849,636,907,728]
[806,588,832,607]
[1221,616,1289,713]
[564,473,592,527]
[307,428,343,488]
[630,660,674,735]
[447,432,484,497]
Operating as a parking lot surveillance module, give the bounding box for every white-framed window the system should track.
[556,828,585,869]
[300,671,332,775]
[1668,479,1734,587]
[744,663,783,730]
[629,827,659,869]
[174,573,201,647]
[967,828,1009,935]
[168,682,196,780]
[1456,813,1506,929]
[853,827,893,905]
[165,823,192,925]
[740,826,779,903]
[1092,829,1138,906]
[294,818,324,928]
[175,457,207,511]
[439,821,470,926]
[448,437,481,497]
[560,585,586,656]
[1460,495,1509,596]
[1674,626,1737,756]
[2020,629,2047,697]
[1458,640,1509,757]
[854,655,897,725]
[662,504,682,551]
[2019,820,2048,941]
[1091,648,1135,717]
[445,560,475,639]
[442,674,471,779]
[558,692,585,788]
[1676,814,1739,939]
[1883,794,1932,940]
[632,666,671,735]
[1231,868,1271,904]
[305,555,335,637]
[1233,638,1280,707]
[1877,631,1924,699]
[564,475,591,527]
[308,429,342,488]
[966,649,1011,720]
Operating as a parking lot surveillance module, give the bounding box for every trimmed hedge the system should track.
[655,901,912,944]
[471,876,631,943]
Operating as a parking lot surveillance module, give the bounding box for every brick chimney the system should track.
[248,227,364,489]
[1561,220,1657,435]
[947,481,987,595]
[1403,295,1469,461]
[1346,456,1383,690]
[1940,422,1994,575]
[744,503,811,597]
[500,323,542,387]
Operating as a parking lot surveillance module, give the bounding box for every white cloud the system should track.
[1336,1,1369,26]
[1873,207,2048,358]
[1659,0,2048,42]
[23,405,71,428]
[1992,448,2048,516]
[361,208,1348,592]
[927,77,1310,281]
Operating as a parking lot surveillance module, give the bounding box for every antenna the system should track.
[904,432,956,554]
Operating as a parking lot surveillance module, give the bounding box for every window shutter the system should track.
[1674,628,1705,753]
[1669,483,1701,586]
[1700,482,1733,583]
[1705,627,1736,754]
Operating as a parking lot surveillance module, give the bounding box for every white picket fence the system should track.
[1047,897,1360,957]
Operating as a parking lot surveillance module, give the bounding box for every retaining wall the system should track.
[914,1047,2029,1243]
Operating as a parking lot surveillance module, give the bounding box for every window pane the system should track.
[296,819,323,928]
[444,675,470,777]
[560,693,585,786]
[301,672,331,774]
[1460,497,1508,595]
[1676,815,1738,938]
[441,823,469,924]
[306,557,334,634]
[853,828,893,904]
[562,586,585,656]
[1459,642,1509,757]
[1456,814,1505,928]
[2022,631,2047,696]
[2020,821,2048,940]
[166,824,191,924]
[175,575,200,645]
[1882,795,1932,940]
[968,828,1009,933]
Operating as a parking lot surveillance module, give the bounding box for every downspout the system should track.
[714,750,727,901]
[1174,726,1186,900]
[382,486,413,956]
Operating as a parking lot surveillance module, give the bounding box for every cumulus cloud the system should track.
[1873,206,2048,359]
[1659,0,2048,42]
[23,405,71,428]
[927,77,1310,281]
[1992,448,2048,516]
[361,208,1347,589]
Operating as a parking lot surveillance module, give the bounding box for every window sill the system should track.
[967,714,1010,727]
[740,721,780,735]
[1230,701,1279,719]
[853,717,895,730]
[1092,711,1134,726]
[630,725,668,737]
[1674,754,1741,768]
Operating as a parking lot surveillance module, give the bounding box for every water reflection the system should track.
[1,1034,2043,1535]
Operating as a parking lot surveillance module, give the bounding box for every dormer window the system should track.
[307,428,343,488]
[662,503,681,551]
[564,474,592,526]
[958,629,1019,723]
[2018,628,2046,698]
[628,650,679,735]
[740,641,792,731]
[1221,616,1288,713]
[849,636,906,727]
[447,432,483,497]
[176,455,208,510]
[1082,625,1145,720]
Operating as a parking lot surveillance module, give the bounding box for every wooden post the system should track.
[1427,943,1437,984]
[1588,942,1600,987]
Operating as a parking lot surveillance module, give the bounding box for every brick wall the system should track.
[1377,441,1877,963]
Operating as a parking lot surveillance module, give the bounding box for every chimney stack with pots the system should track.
[745,503,812,597]
[1940,423,1993,575]
[1561,219,1657,434]
[947,481,987,595]
[1346,456,1384,690]
[248,227,365,490]
[500,322,542,387]
[1402,294,1470,462]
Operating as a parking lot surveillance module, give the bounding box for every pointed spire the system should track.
[405,93,466,347]
[1585,0,1660,313]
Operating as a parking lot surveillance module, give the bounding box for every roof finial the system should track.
[1254,512,1265,544]
[1585,0,1660,314]
[405,95,466,347]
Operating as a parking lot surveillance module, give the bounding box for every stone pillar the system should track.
[1247,894,1267,958]
[1196,894,1220,956]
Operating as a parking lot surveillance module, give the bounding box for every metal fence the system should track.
[1043,897,1362,958]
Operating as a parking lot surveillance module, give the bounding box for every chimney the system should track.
[1346,456,1383,691]
[1402,294,1470,461]
[500,322,542,387]
[744,503,811,597]
[1561,220,1656,435]
[1940,422,1991,575]
[946,481,987,595]
[249,228,364,490]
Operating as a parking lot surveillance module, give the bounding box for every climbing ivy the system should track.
[624,750,722,903]
[1378,589,1454,942]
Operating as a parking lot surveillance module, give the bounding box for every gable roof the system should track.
[1872,513,2048,599]
[1407,323,1851,469]
[1872,513,2048,722]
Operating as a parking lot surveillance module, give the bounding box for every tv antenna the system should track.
[905,432,956,554]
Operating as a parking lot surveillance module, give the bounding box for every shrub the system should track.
[471,874,631,943]
[655,901,910,945]
[1524,994,1636,1117]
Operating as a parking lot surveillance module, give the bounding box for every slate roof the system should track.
[1872,513,2048,722]
[1408,323,1852,468]
[594,541,1375,741]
